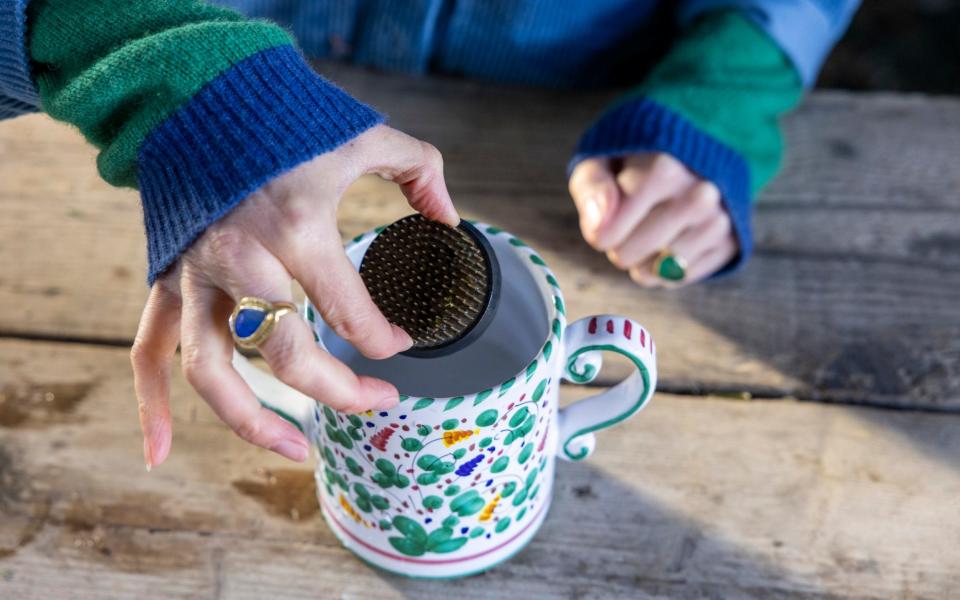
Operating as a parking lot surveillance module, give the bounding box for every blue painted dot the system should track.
[379,411,389,417]
[485,479,493,487]
[460,527,469,534]
[399,414,407,420]
[363,445,371,451]
[366,421,375,428]
[425,518,433,524]
[487,446,495,452]
[486,534,491,539]
[520,441,525,447]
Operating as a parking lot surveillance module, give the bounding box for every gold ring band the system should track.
[229,297,298,349]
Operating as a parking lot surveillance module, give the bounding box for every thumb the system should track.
[569,157,620,247]
[362,126,459,226]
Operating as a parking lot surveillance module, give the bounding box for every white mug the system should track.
[234,222,657,578]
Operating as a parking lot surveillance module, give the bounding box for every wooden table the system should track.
[2,65,959,598]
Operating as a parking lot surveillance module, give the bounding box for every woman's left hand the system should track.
[569,152,738,287]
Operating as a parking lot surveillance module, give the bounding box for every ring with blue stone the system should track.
[652,248,687,282]
[229,297,298,349]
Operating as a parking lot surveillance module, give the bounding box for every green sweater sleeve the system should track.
[28,0,292,187]
[634,11,803,194]
[572,11,804,276]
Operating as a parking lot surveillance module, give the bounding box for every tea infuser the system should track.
[359,214,501,358]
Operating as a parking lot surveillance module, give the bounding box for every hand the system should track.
[130,125,458,468]
[569,153,738,287]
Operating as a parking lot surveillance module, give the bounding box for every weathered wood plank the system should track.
[1,73,958,408]
[2,340,960,598]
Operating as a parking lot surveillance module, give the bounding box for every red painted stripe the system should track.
[639,329,646,348]
[605,320,614,334]
[623,320,632,340]
[588,317,597,334]
[320,494,549,565]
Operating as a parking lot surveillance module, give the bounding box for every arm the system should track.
[569,2,859,283]
[24,0,458,466]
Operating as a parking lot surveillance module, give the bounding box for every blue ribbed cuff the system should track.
[0,0,41,119]
[570,98,753,277]
[138,45,383,283]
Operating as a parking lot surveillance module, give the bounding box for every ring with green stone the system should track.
[652,249,687,282]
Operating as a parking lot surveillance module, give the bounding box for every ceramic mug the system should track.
[233,222,657,578]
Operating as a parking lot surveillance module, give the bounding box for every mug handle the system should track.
[557,315,657,461]
[232,351,316,435]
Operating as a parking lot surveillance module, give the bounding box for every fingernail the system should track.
[582,195,605,232]
[271,439,309,462]
[143,437,153,472]
[393,325,414,350]
[374,394,400,410]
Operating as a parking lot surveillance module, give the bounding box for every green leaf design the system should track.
[478,437,492,448]
[542,340,553,361]
[432,461,455,475]
[469,527,485,539]
[476,409,498,427]
[347,414,363,429]
[554,295,565,315]
[444,396,465,411]
[379,519,392,530]
[426,527,453,549]
[412,398,435,410]
[322,446,337,468]
[517,443,534,464]
[345,456,363,476]
[372,472,393,489]
[417,424,432,437]
[388,536,426,557]
[444,484,461,497]
[529,484,540,500]
[473,388,493,406]
[512,487,528,506]
[392,516,428,544]
[375,458,396,477]
[453,448,466,460]
[485,226,502,234]
[457,497,485,517]
[526,467,539,488]
[416,454,439,470]
[500,482,517,498]
[552,318,562,339]
[508,237,527,247]
[525,360,538,381]
[401,438,423,452]
[442,418,459,431]
[417,472,440,486]
[491,456,509,473]
[509,407,530,428]
[431,537,468,554]
[503,431,516,446]
[335,430,354,449]
[516,507,527,521]
[371,495,390,510]
[353,483,371,499]
[519,414,536,436]
[442,515,459,528]
[423,495,444,510]
[495,517,512,533]
[532,378,548,403]
[498,378,515,397]
[324,424,338,442]
[395,474,410,488]
[449,489,480,513]
[546,274,559,287]
[529,254,546,266]
[355,496,372,513]
[322,406,337,424]
[348,426,363,441]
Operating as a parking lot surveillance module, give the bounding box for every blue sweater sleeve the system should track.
[678,0,861,86]
[0,0,40,118]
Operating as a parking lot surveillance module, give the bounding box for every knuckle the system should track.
[179,346,208,388]
[651,153,685,178]
[129,341,151,370]
[233,416,263,444]
[420,141,443,171]
[202,226,247,265]
[689,182,721,211]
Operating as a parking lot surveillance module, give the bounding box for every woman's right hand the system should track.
[130,125,459,469]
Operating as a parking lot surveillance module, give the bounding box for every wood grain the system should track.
[0,68,958,409]
[2,339,960,599]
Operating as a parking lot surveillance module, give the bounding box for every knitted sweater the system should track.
[0,0,859,282]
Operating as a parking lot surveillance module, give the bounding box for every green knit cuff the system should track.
[29,0,294,187]
[629,11,803,194]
